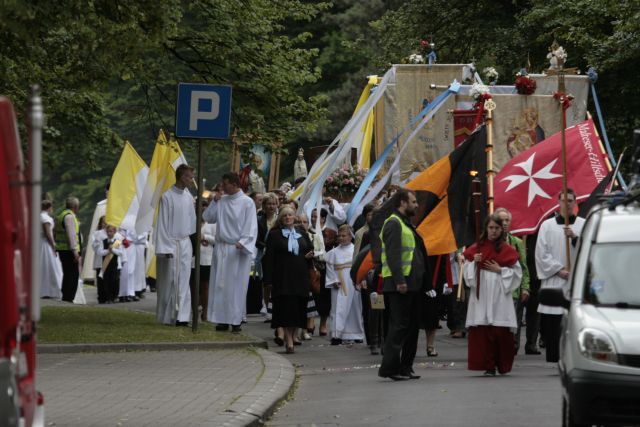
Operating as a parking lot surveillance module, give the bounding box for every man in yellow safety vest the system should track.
[378,189,429,381]
[55,197,82,302]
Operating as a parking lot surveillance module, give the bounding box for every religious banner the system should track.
[452,109,480,147]
[491,93,587,171]
[380,64,475,180]
[494,119,610,235]
[530,74,589,125]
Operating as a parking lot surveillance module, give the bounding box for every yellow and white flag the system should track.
[106,142,149,231]
[135,131,188,234]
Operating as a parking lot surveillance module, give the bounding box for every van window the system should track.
[584,243,640,307]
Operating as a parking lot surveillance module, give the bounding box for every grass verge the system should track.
[38,306,251,344]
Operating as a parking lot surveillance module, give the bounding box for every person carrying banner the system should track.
[535,189,584,362]
[463,213,522,376]
[377,189,428,381]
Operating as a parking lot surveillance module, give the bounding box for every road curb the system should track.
[37,339,268,353]
[208,348,296,427]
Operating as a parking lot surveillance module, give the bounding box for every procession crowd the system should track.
[42,165,582,380]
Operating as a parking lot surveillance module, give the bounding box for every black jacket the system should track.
[381,211,429,293]
[262,226,313,297]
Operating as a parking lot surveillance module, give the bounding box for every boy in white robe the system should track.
[155,165,196,326]
[325,225,364,344]
[204,172,258,332]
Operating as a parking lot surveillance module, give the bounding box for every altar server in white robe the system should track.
[463,214,522,376]
[131,231,148,296]
[204,172,258,332]
[536,189,584,362]
[155,164,196,326]
[40,200,63,299]
[325,224,364,344]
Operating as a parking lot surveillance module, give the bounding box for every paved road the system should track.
[249,320,562,427]
[38,349,262,427]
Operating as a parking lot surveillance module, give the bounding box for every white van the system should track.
[540,201,640,427]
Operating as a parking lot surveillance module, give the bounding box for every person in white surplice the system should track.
[40,200,63,299]
[325,224,364,344]
[154,164,196,326]
[536,189,584,363]
[204,172,258,332]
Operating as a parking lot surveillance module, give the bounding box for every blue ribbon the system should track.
[282,228,301,255]
[346,81,460,222]
[588,67,627,190]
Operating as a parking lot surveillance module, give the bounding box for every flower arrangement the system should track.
[409,53,425,64]
[324,165,367,201]
[515,69,537,95]
[470,83,491,104]
[483,67,499,85]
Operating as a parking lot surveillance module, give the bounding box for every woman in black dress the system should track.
[262,206,314,353]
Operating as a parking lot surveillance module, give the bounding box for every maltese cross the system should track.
[500,153,562,206]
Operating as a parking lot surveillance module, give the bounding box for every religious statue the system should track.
[547,42,567,71]
[294,147,308,180]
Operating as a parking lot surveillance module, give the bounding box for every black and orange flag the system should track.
[406,125,487,255]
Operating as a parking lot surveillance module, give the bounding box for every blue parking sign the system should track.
[175,83,232,139]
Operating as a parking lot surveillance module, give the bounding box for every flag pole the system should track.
[192,139,205,332]
[484,99,496,214]
[471,172,482,298]
[558,68,572,270]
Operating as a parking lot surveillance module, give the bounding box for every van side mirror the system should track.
[539,288,570,310]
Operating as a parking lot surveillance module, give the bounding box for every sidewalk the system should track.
[36,286,295,426]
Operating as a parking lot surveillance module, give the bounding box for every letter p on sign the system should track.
[176,83,232,139]
[190,91,220,130]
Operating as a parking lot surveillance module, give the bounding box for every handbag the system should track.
[309,266,321,295]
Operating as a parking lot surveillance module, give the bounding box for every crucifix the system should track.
[546,41,578,269]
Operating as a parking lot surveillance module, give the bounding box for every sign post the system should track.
[176,83,232,332]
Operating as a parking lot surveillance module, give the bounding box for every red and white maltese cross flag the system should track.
[494,118,610,235]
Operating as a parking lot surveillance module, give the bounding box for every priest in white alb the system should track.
[154,164,196,326]
[204,172,258,332]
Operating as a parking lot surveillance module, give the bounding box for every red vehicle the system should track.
[0,88,45,426]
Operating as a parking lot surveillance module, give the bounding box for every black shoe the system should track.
[400,370,421,380]
[215,324,229,331]
[131,296,140,302]
[539,338,546,348]
[293,340,302,346]
[370,346,380,355]
[119,297,126,303]
[379,373,409,381]
[330,338,342,346]
[484,369,496,377]
[354,339,364,344]
[525,347,542,355]
[175,321,189,327]
[231,325,242,333]
[274,336,284,346]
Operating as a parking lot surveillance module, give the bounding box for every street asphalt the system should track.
[38,286,564,426]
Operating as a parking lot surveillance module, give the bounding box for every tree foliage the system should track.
[369,0,640,158]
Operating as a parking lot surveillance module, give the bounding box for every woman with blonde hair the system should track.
[262,206,314,353]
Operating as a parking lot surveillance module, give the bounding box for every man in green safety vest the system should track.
[55,196,82,302]
[378,189,429,381]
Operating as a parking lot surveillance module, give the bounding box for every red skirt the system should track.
[468,325,515,374]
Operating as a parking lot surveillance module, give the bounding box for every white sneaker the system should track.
[302,332,312,340]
